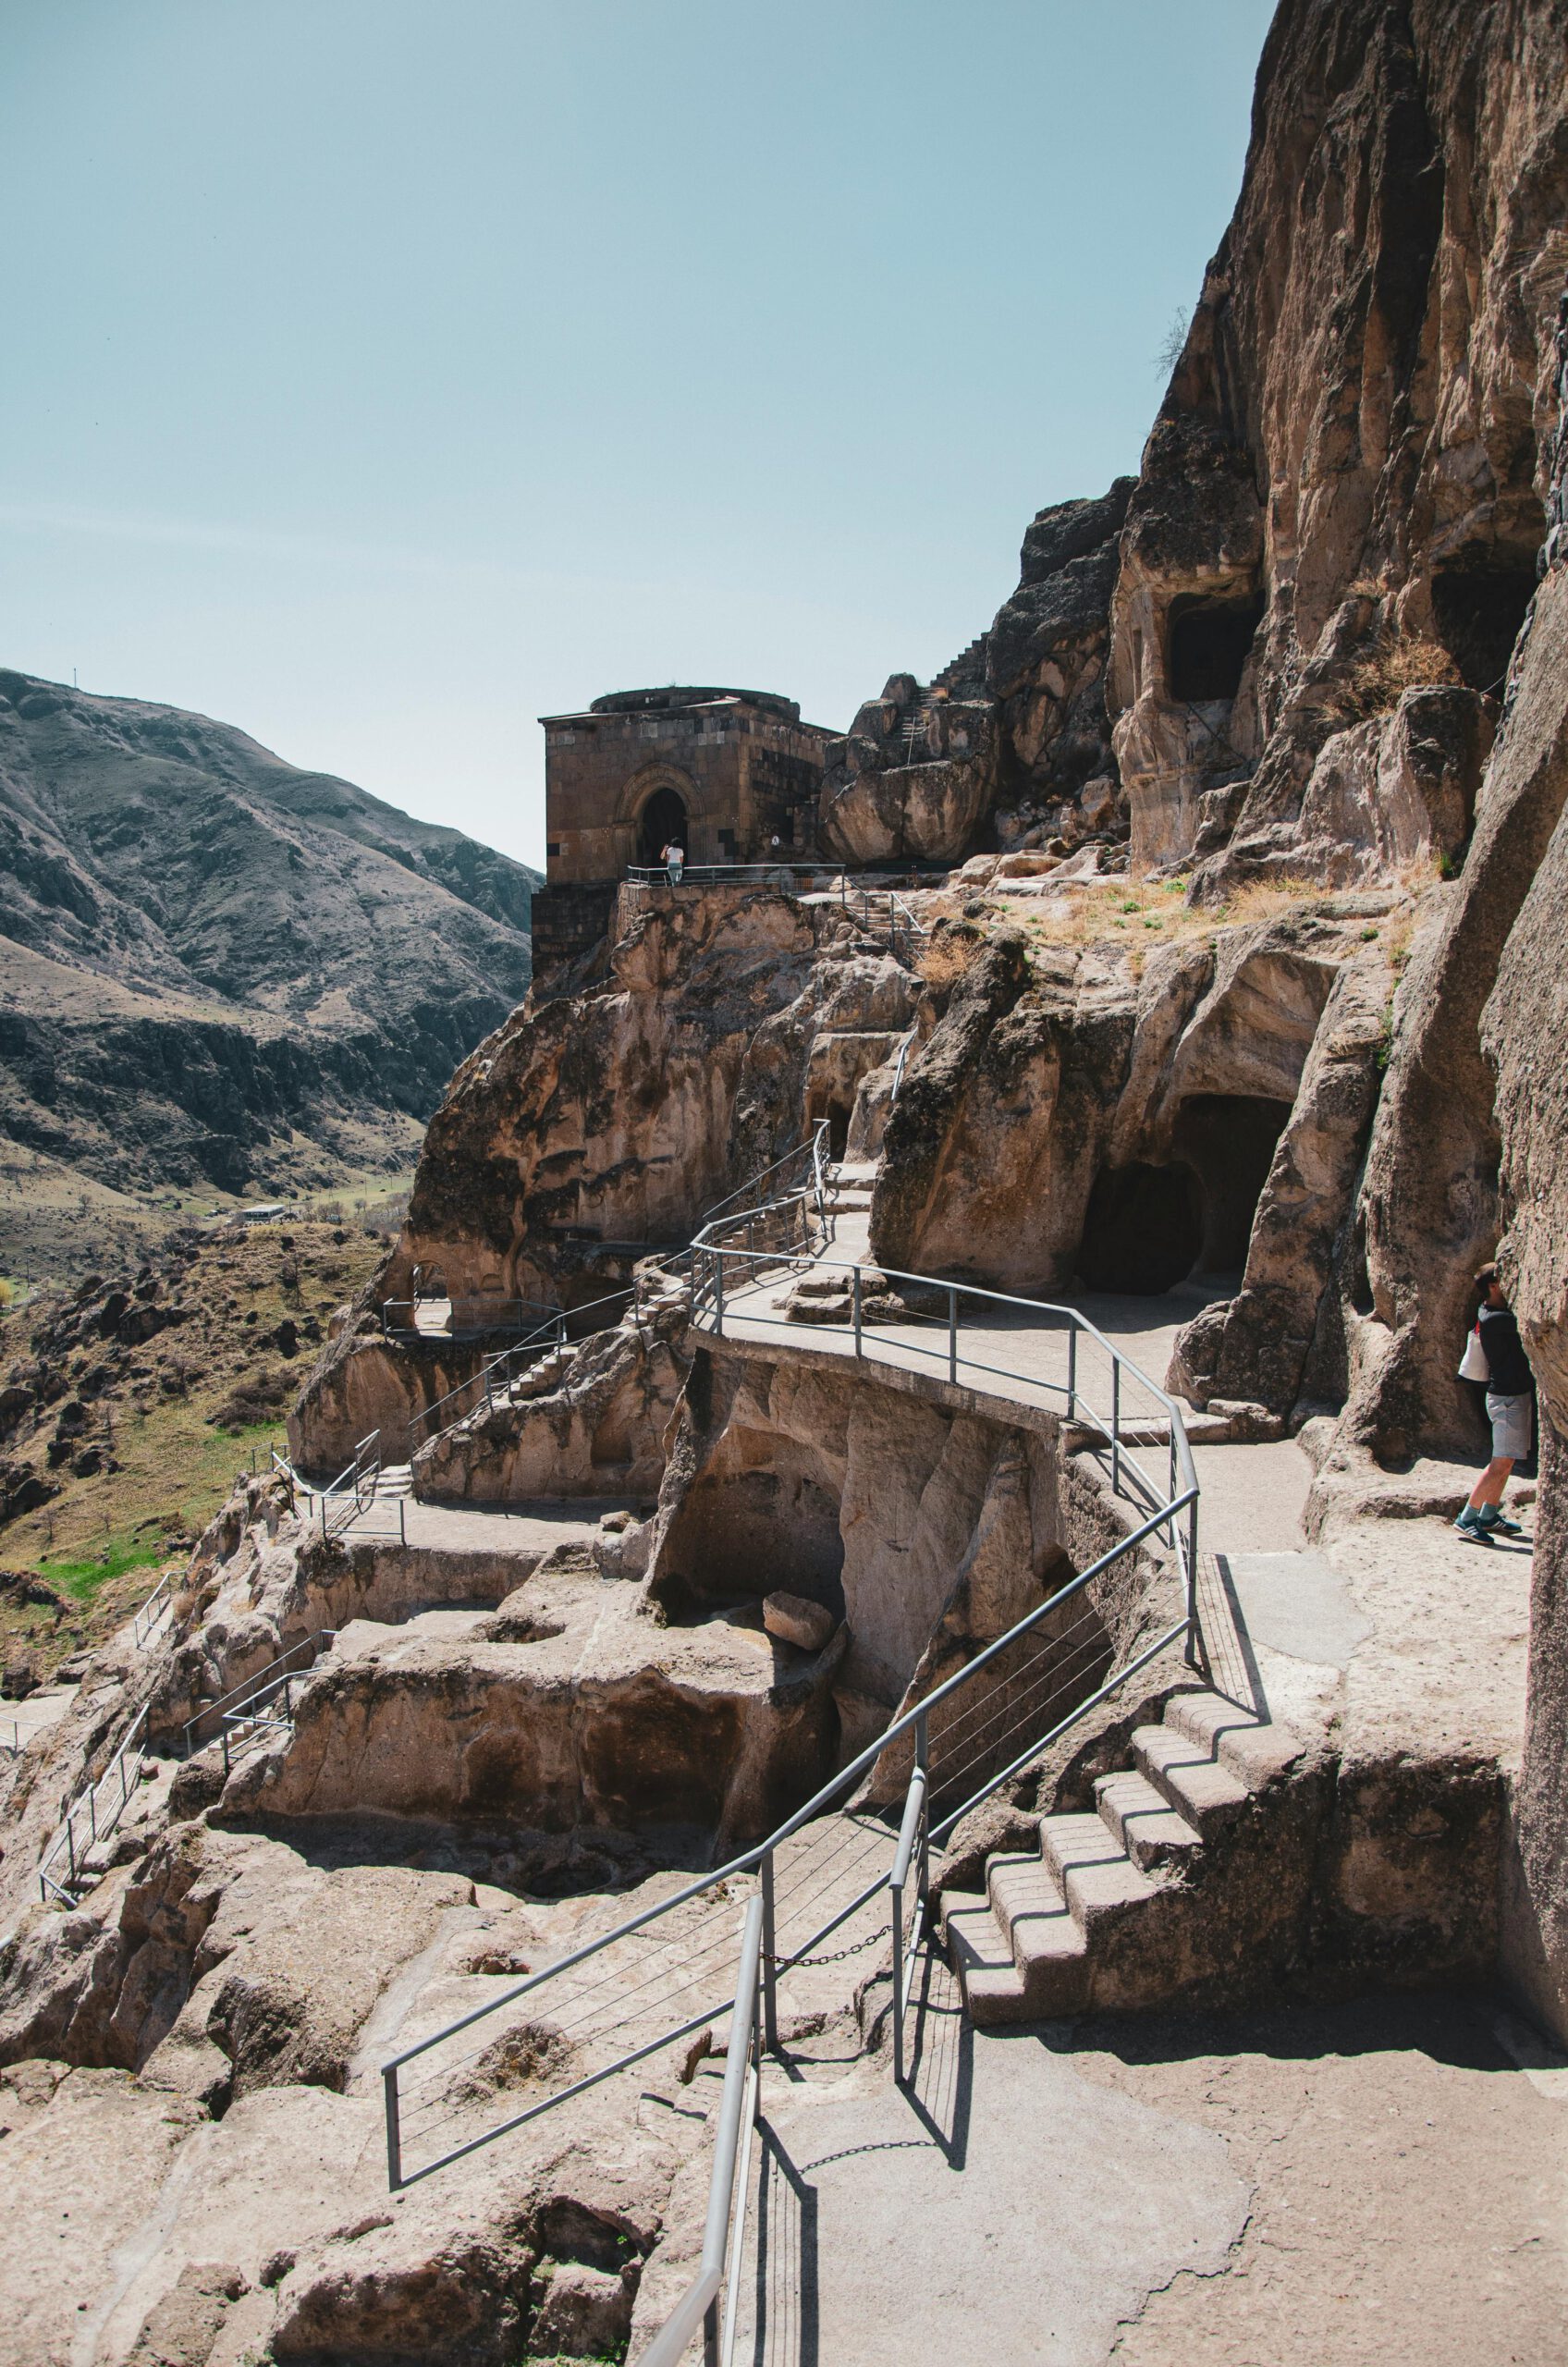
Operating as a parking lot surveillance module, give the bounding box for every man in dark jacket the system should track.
[1455,1264,1534,1543]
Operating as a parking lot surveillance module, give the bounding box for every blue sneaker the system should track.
[1454,1506,1495,1543]
[1477,1506,1525,1538]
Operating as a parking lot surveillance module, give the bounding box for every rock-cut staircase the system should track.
[942,1681,1299,2023]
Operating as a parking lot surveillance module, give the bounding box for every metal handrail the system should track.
[408,1282,641,1457]
[889,1024,917,1106]
[37,1704,150,1907]
[377,1171,1200,2190]
[131,1570,176,1649]
[317,1429,382,1538]
[380,1480,1189,2187]
[182,1629,337,1758]
[638,1896,765,2367]
[689,1226,1198,1573]
[692,1119,832,1232]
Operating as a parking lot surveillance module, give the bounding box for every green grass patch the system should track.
[41,1535,171,1604]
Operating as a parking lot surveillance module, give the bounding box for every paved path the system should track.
[317,1493,634,1557]
[704,1210,1232,1438]
[727,1955,1249,2367]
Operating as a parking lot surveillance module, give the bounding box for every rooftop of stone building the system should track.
[540,683,807,726]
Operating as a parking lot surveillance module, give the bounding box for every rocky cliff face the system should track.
[819,482,1134,869]
[1110,0,1568,886]
[0,671,538,1267]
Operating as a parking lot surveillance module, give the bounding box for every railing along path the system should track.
[380,1148,1201,2367]
[37,1705,152,1907]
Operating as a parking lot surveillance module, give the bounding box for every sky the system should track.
[0,1,1274,870]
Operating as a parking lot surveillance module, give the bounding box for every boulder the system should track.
[762,1591,837,1653]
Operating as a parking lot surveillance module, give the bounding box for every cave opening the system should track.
[1076,1094,1292,1294]
[1431,557,1538,694]
[1167,592,1266,704]
[825,1098,853,1160]
[636,783,689,865]
[1168,1092,1292,1272]
[1076,1162,1204,1294]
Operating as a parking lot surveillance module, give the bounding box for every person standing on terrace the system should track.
[1455,1264,1534,1544]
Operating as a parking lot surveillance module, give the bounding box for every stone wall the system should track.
[542,685,830,888]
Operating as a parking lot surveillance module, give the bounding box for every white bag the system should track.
[1458,1323,1488,1383]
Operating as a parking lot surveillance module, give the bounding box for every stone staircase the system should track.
[826,1159,877,1216]
[942,1676,1300,2023]
[931,632,990,693]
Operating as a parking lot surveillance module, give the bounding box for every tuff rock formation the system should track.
[818,480,1134,867]
[1110,0,1567,889]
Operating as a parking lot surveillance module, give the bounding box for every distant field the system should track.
[0,1220,386,1678]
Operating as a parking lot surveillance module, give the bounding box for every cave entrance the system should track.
[824,1098,853,1160]
[559,1271,631,1340]
[1075,1094,1292,1295]
[1076,1163,1204,1294]
[1169,1093,1292,1273]
[637,784,689,866]
[1167,592,1265,704]
[1431,557,1538,694]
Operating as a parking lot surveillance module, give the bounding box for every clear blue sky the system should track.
[0,1,1273,868]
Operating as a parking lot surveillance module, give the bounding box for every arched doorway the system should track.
[638,785,689,866]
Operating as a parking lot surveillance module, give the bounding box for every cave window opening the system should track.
[636,784,689,866]
[1075,1093,1292,1296]
[1431,559,1538,694]
[1167,593,1265,704]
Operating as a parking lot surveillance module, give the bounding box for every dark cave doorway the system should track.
[1430,557,1538,694]
[637,785,690,866]
[1075,1093,1292,1294]
[1167,593,1266,704]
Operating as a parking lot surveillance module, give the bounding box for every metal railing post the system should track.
[915,1708,930,1907]
[760,1848,778,2054]
[384,2063,403,2191]
[1111,1357,1121,1496]
[714,1252,725,1338]
[1067,1323,1077,1421]
[949,1284,958,1384]
[852,1265,863,1356]
[891,1859,906,2087]
[1186,1494,1201,1669]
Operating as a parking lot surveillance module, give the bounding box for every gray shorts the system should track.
[1487,1392,1532,1460]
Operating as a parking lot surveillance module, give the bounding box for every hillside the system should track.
[0,1218,386,1683]
[0,670,538,1276]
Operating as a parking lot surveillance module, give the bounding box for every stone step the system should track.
[1162,1686,1301,1788]
[944,1903,1031,2025]
[1133,1723,1252,1831]
[1093,1769,1202,1871]
[944,1891,1089,2023]
[985,1852,1066,1946]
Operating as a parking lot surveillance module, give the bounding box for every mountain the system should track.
[0,669,538,1273]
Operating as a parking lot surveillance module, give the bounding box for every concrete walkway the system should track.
[729,1961,1249,2367]
[321,1492,634,1557]
[718,1971,1568,2367]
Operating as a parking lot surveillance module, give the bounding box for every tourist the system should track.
[1454,1264,1533,1543]
[662,840,684,885]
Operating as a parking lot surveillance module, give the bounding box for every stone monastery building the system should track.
[531,684,832,976]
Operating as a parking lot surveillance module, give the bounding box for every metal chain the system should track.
[770,1922,889,1971]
